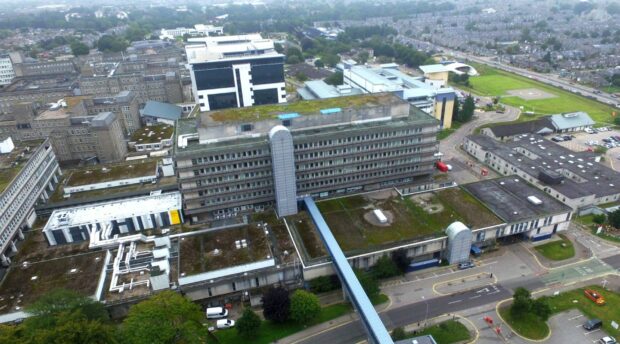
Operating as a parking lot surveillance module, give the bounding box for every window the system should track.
[207,93,237,110]
[253,89,278,105]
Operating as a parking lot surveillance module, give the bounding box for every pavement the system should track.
[278,228,620,344]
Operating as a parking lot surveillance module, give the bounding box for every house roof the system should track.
[140,101,183,121]
[550,112,594,130]
[487,117,554,138]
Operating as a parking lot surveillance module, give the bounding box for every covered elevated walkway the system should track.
[303,196,393,344]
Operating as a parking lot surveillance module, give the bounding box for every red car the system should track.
[584,289,606,305]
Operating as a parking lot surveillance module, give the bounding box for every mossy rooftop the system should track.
[0,140,44,194]
[65,160,158,187]
[202,93,399,123]
[130,124,174,144]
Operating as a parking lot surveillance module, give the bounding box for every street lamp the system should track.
[421,295,429,328]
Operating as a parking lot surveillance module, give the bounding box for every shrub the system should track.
[290,290,321,324]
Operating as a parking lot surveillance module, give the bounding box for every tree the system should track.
[301,37,315,51]
[609,209,620,229]
[308,275,340,293]
[3,289,117,344]
[120,290,207,344]
[314,59,325,68]
[391,326,407,340]
[532,298,552,321]
[391,249,410,273]
[262,287,290,323]
[372,255,400,279]
[236,308,261,338]
[274,42,284,54]
[70,41,89,56]
[357,51,369,64]
[324,71,343,86]
[452,97,460,124]
[295,72,308,82]
[321,53,340,67]
[456,96,475,123]
[97,35,128,52]
[286,55,301,65]
[592,214,607,225]
[290,290,321,324]
[354,269,380,299]
[511,287,532,317]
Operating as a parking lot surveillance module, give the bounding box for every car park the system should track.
[216,319,236,329]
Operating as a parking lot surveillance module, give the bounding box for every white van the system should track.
[206,307,228,319]
[216,319,235,329]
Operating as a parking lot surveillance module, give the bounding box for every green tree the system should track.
[324,71,343,85]
[532,298,552,321]
[236,308,261,338]
[286,55,301,64]
[391,249,410,273]
[97,35,128,52]
[354,269,380,299]
[290,290,321,324]
[314,59,325,68]
[592,214,607,225]
[372,255,400,279]
[261,287,290,323]
[120,290,207,344]
[357,51,369,64]
[308,275,339,293]
[609,209,620,229]
[321,53,340,67]
[295,72,308,81]
[511,287,532,317]
[70,41,89,56]
[456,96,475,123]
[274,42,284,54]
[391,326,407,340]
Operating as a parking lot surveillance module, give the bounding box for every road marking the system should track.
[469,295,481,299]
[448,300,462,304]
[576,324,583,327]
[584,329,601,335]
[569,315,584,320]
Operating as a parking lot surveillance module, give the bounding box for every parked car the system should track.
[584,289,606,305]
[562,135,573,141]
[458,261,475,270]
[583,318,603,331]
[551,136,564,142]
[585,128,595,134]
[206,307,228,319]
[216,319,236,329]
[600,336,617,344]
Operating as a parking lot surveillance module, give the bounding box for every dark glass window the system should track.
[194,67,234,90]
[251,63,284,85]
[253,89,278,105]
[208,93,238,110]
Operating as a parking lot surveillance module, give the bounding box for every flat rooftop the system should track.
[467,134,620,199]
[185,34,279,64]
[289,188,502,257]
[36,107,70,120]
[179,224,272,276]
[44,192,181,230]
[0,231,104,315]
[65,160,158,187]
[0,139,45,194]
[131,124,174,144]
[463,176,573,223]
[201,93,400,124]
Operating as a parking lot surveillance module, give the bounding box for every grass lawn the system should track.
[413,320,471,344]
[534,234,575,261]
[437,121,463,140]
[455,63,616,124]
[547,286,620,337]
[499,307,549,340]
[213,303,352,344]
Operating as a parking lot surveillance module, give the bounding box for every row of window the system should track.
[296,147,426,170]
[293,129,426,151]
[297,166,422,190]
[197,180,273,196]
[190,149,266,165]
[198,189,273,207]
[192,159,271,176]
[297,160,423,181]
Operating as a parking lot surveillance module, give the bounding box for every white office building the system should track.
[0,54,15,86]
[159,24,223,40]
[185,34,286,112]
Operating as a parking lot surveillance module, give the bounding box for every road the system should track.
[296,285,511,344]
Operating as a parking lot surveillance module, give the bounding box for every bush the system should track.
[592,214,607,225]
[290,290,321,324]
[610,209,620,229]
[236,308,261,338]
[391,249,410,273]
[391,327,407,340]
[354,269,380,299]
[308,275,340,293]
[261,287,290,323]
[372,255,400,279]
[532,298,552,321]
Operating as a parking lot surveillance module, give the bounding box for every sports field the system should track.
[458,64,616,124]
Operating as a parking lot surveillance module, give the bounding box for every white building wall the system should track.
[0,56,15,86]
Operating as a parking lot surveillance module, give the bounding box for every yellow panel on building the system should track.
[169,209,181,225]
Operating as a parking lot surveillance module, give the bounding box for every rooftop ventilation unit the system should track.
[527,196,543,205]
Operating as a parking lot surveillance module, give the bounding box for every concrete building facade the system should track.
[0,138,61,266]
[0,54,15,87]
